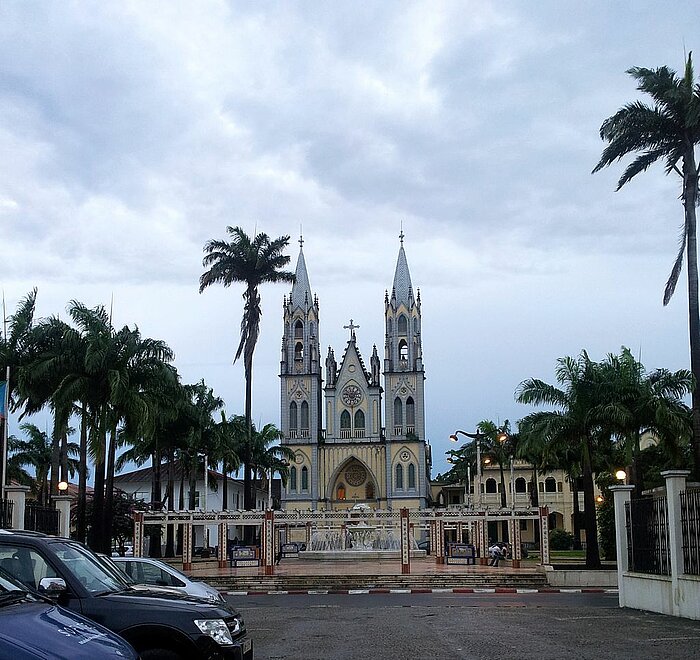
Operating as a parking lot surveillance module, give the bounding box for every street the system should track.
[226,592,700,660]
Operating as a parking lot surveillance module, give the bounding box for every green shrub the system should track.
[549,528,574,550]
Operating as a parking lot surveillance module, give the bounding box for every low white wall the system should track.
[622,573,673,615]
[546,570,618,588]
[677,576,700,620]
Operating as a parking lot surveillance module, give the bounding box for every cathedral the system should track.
[280,234,432,511]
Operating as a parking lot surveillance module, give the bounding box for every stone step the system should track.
[206,573,549,592]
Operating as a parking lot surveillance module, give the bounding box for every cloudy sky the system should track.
[2,1,699,476]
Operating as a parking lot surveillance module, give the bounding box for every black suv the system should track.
[0,531,253,659]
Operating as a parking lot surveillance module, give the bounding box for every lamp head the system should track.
[57,481,68,492]
[615,469,627,481]
[449,434,458,442]
[595,495,604,504]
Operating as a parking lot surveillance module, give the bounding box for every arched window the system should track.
[301,466,309,492]
[545,477,557,493]
[395,463,404,489]
[387,318,392,334]
[398,314,408,335]
[289,402,298,430]
[294,320,304,338]
[408,463,416,489]
[309,322,315,336]
[405,397,415,426]
[294,341,303,360]
[340,410,351,429]
[485,478,497,494]
[394,398,403,425]
[365,482,374,499]
[399,339,408,361]
[354,409,365,429]
[300,401,309,429]
[413,317,418,333]
[290,467,297,492]
[515,477,527,493]
[337,483,346,500]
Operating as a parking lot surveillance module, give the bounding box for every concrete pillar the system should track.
[509,517,522,567]
[661,469,691,617]
[610,484,634,608]
[435,516,445,565]
[53,495,72,538]
[4,485,29,530]
[400,508,410,574]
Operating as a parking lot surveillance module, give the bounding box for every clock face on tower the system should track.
[341,385,363,406]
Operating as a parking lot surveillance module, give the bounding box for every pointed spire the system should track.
[392,232,413,306]
[290,238,313,308]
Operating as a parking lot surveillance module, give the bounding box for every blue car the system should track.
[0,567,137,659]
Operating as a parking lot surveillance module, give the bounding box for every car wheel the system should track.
[139,648,182,659]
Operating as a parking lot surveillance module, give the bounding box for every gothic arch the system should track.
[325,456,379,502]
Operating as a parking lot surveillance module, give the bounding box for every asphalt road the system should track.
[226,592,700,660]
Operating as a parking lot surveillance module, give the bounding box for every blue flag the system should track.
[0,381,6,418]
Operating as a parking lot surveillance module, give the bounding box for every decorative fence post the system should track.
[132,512,144,558]
[539,506,550,566]
[182,522,193,571]
[435,514,445,565]
[400,508,410,574]
[477,516,488,565]
[54,495,72,538]
[508,516,522,568]
[610,484,635,608]
[217,522,228,569]
[262,510,274,576]
[4,485,29,531]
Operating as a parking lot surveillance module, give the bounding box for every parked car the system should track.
[0,530,253,659]
[111,556,225,603]
[0,565,137,659]
[96,553,186,599]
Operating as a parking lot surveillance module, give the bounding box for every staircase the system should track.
[206,571,549,592]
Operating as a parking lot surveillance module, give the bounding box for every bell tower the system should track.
[280,236,322,507]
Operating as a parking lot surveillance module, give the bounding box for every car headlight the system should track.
[193,619,234,646]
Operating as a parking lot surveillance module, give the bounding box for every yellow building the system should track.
[280,235,431,511]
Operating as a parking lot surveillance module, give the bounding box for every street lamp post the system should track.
[450,430,485,508]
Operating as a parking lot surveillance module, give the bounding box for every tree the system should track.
[199,227,294,520]
[248,422,295,500]
[517,352,611,568]
[593,54,700,477]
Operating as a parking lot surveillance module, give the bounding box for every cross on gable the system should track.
[343,319,360,340]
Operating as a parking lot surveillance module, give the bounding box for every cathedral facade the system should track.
[280,236,431,511]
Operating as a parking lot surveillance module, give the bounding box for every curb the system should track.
[222,587,619,597]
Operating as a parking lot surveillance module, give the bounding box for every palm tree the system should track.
[597,347,693,496]
[249,422,294,503]
[516,352,612,568]
[9,423,79,505]
[593,54,700,477]
[199,227,294,516]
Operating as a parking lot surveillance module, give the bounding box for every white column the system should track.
[53,495,72,538]
[610,484,635,608]
[661,469,690,617]
[4,485,29,530]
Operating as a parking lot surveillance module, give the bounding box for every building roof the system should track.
[114,462,242,485]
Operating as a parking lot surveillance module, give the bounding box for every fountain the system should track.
[301,508,427,560]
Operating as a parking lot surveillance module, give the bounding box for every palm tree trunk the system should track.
[89,412,107,551]
[572,477,582,551]
[176,465,185,555]
[59,429,68,484]
[582,437,601,568]
[222,460,228,511]
[683,153,700,480]
[243,362,254,544]
[149,449,162,558]
[530,467,540,546]
[50,419,60,504]
[103,424,118,554]
[76,405,88,543]
[165,447,175,557]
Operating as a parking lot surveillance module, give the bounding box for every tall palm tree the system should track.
[593,54,700,477]
[249,422,294,501]
[516,352,612,568]
[199,227,294,515]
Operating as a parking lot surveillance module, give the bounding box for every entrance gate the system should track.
[135,506,551,574]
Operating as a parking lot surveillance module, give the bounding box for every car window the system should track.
[0,545,59,591]
[50,542,124,595]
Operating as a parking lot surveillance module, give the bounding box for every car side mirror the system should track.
[39,577,67,597]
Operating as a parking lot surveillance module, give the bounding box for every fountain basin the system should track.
[300,549,427,561]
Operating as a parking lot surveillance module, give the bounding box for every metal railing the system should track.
[626,496,670,576]
[0,499,13,529]
[680,489,700,576]
[24,503,59,535]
